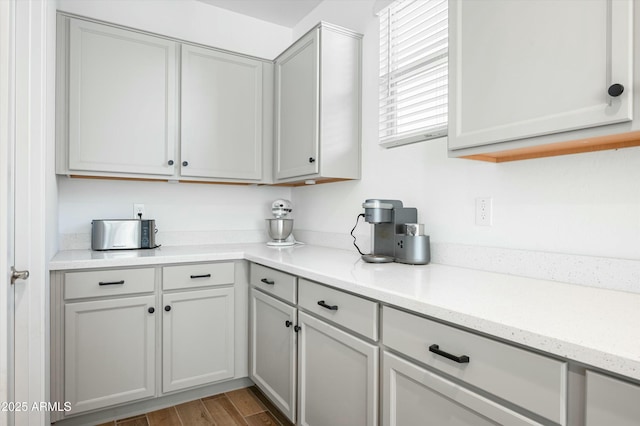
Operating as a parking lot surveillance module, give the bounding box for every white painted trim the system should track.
[12,0,55,424]
[0,0,16,425]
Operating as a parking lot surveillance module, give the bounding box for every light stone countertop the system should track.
[50,243,640,383]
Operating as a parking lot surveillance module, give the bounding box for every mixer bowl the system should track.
[266,219,293,241]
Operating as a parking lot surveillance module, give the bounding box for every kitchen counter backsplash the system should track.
[60,230,269,251]
[295,230,640,294]
[60,229,640,294]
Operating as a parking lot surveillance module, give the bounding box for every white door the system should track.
[162,287,235,393]
[2,1,51,425]
[298,312,378,426]
[181,45,263,180]
[0,1,16,424]
[249,289,297,422]
[275,29,319,180]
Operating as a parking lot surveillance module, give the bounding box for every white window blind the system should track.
[379,0,448,147]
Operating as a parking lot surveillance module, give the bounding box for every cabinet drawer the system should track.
[382,307,566,424]
[250,263,297,304]
[163,262,234,290]
[298,279,378,341]
[64,268,155,300]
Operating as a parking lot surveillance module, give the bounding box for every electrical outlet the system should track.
[133,203,145,219]
[475,197,492,226]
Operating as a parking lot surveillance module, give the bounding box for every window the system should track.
[379,0,448,147]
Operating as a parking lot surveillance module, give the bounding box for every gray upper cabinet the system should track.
[56,15,272,183]
[274,23,362,184]
[181,45,265,181]
[448,0,636,160]
[58,17,179,177]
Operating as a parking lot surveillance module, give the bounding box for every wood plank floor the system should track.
[97,386,293,426]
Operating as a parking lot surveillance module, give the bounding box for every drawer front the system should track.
[64,268,155,300]
[383,352,543,426]
[250,263,297,304]
[298,279,378,341]
[382,307,567,424]
[163,262,235,290]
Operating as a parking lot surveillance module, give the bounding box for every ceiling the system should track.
[197,0,323,28]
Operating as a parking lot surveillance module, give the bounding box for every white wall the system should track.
[291,0,640,261]
[56,0,293,248]
[58,177,291,245]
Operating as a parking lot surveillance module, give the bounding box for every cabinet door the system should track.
[383,352,542,426]
[275,29,319,180]
[65,295,156,414]
[162,287,234,393]
[249,289,297,422]
[67,19,178,175]
[585,370,640,426]
[181,45,263,180]
[298,312,378,426]
[449,0,633,150]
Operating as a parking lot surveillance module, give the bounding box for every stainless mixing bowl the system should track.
[266,218,293,241]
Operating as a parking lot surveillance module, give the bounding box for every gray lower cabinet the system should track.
[585,370,640,426]
[249,264,378,426]
[249,288,297,422]
[383,352,541,426]
[382,306,567,425]
[298,312,378,426]
[161,263,236,393]
[65,295,156,414]
[51,261,240,422]
[162,287,234,393]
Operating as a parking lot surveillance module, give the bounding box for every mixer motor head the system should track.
[272,199,293,218]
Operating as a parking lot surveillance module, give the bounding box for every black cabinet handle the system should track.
[164,305,171,312]
[168,160,174,166]
[99,280,125,286]
[190,274,211,279]
[608,83,624,97]
[182,161,189,167]
[148,307,155,314]
[285,320,292,328]
[260,278,275,285]
[294,325,301,332]
[308,157,316,163]
[428,344,470,364]
[317,300,338,311]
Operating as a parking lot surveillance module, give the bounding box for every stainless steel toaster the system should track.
[91,219,158,251]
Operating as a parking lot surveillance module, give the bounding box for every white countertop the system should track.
[50,243,640,382]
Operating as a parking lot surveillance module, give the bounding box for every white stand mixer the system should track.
[266,199,298,247]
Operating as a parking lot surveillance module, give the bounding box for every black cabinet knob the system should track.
[308,157,316,163]
[285,320,292,328]
[148,307,155,314]
[164,305,171,312]
[182,161,189,167]
[608,83,624,97]
[168,160,174,166]
[294,325,301,332]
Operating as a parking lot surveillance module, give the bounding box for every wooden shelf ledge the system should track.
[461,130,640,163]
